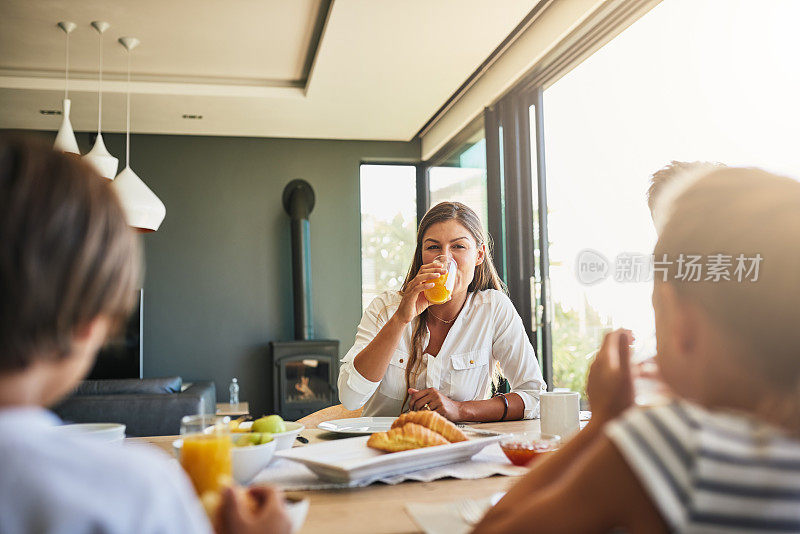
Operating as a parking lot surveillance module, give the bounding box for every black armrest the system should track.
[76,377,182,396]
[181,381,217,418]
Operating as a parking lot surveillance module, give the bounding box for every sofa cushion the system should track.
[75,377,182,396]
[54,381,216,436]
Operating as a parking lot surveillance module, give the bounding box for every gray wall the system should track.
[36,131,419,417]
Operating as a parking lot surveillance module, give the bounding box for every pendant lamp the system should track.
[83,21,118,180]
[113,37,166,232]
[53,21,79,155]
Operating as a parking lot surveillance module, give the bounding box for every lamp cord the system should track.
[64,31,69,100]
[97,29,103,134]
[125,50,131,168]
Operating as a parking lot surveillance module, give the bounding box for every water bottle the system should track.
[229,378,239,405]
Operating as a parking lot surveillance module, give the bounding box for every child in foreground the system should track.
[0,138,290,534]
[474,167,800,533]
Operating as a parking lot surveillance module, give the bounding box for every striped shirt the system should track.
[606,401,800,533]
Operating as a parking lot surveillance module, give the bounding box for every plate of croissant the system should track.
[275,411,501,483]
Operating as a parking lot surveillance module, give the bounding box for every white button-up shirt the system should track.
[339,289,546,419]
[0,407,211,534]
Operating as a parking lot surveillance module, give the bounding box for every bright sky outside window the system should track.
[360,164,417,311]
[542,0,800,394]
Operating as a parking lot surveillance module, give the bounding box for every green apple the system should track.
[236,434,256,447]
[235,432,274,447]
[252,415,286,434]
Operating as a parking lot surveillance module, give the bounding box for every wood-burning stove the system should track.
[269,340,338,420]
[268,180,340,420]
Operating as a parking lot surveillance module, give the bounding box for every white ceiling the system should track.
[0,0,537,141]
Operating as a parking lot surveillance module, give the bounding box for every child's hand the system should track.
[218,485,291,534]
[632,357,661,381]
[586,329,635,424]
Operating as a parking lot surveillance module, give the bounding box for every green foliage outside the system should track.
[551,299,610,399]
[361,213,415,308]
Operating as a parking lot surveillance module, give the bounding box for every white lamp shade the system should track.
[54,99,80,155]
[83,133,118,180]
[113,166,166,231]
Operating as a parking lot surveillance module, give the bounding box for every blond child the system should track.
[475,167,800,533]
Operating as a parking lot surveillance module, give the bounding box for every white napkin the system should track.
[405,493,503,534]
[251,443,526,491]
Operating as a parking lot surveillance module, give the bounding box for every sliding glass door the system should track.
[539,0,800,396]
[481,0,800,397]
[484,94,542,378]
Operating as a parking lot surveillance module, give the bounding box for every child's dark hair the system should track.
[0,137,141,372]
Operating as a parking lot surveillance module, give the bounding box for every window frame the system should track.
[484,88,548,385]
[432,0,661,389]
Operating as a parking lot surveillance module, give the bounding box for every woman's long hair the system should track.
[399,202,504,412]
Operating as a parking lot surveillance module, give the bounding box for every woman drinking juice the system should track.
[338,202,545,422]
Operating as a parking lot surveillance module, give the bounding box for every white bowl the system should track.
[54,423,126,444]
[285,496,310,533]
[173,438,277,484]
[273,422,305,451]
[233,421,305,451]
[230,439,277,483]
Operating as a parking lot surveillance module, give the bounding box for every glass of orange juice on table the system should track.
[424,254,457,304]
[180,414,232,496]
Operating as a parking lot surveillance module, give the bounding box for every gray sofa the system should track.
[53,377,216,437]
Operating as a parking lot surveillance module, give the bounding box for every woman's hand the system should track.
[408,387,463,421]
[586,329,635,425]
[394,262,447,324]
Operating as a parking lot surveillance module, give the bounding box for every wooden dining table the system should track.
[127,419,545,534]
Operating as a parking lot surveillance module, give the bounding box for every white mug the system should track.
[540,391,580,439]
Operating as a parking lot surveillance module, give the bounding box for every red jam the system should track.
[500,442,556,466]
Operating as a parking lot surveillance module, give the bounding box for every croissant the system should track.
[367,422,449,452]
[391,410,467,443]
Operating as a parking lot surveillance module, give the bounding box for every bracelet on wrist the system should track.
[494,393,509,421]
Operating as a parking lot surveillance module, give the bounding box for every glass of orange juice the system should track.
[424,255,457,304]
[180,414,232,496]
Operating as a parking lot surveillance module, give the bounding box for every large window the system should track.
[541,0,800,395]
[359,164,417,311]
[429,137,489,234]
